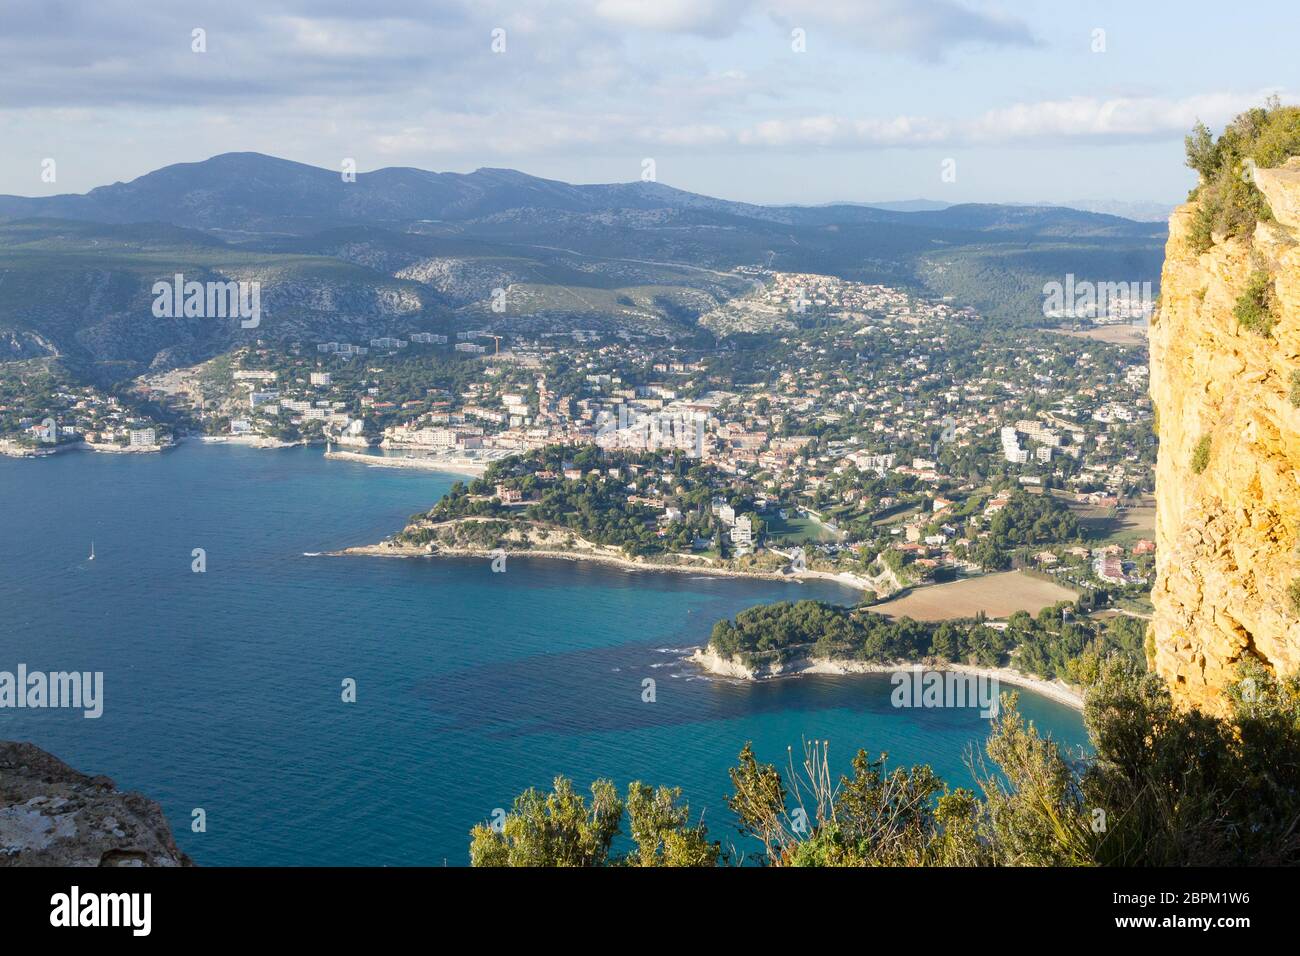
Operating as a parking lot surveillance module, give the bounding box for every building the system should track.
[129,428,156,447]
[310,372,331,386]
[730,515,754,553]
[1093,554,1127,585]
[495,484,523,504]
[1000,426,1029,464]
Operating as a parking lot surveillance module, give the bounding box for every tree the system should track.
[470,778,719,867]
[929,622,962,661]
[625,783,720,867]
[469,777,622,867]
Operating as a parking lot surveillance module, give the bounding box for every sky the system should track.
[0,0,1296,205]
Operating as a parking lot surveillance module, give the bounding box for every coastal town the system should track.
[1,269,1156,613]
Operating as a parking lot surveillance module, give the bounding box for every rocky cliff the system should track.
[0,740,192,866]
[1150,157,1300,712]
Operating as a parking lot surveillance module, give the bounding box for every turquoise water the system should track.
[0,444,1087,865]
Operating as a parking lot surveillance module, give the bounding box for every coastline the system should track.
[333,539,877,591]
[2,434,490,473]
[82,440,172,454]
[323,448,494,478]
[686,646,1084,711]
[0,439,172,457]
[196,434,303,450]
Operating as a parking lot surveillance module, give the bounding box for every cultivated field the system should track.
[766,514,841,544]
[1071,496,1157,546]
[872,570,1078,621]
[1051,322,1149,346]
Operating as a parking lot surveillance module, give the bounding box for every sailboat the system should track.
[88,540,95,561]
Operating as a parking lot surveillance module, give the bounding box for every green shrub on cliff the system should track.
[1191,433,1212,474]
[1289,580,1300,616]
[1185,99,1300,252]
[1289,370,1300,407]
[1234,269,1277,336]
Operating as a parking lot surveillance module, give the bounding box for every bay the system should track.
[0,443,1088,865]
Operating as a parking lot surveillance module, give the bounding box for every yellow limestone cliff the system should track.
[1150,157,1300,712]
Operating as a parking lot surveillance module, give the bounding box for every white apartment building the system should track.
[730,515,753,552]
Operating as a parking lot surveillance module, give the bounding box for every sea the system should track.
[0,443,1087,865]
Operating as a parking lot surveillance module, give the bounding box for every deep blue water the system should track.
[0,444,1087,865]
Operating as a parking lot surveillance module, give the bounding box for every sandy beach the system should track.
[687,646,1084,710]
[323,448,495,477]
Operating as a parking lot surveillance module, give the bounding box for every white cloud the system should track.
[592,0,752,37]
[590,0,1036,57]
[730,90,1290,149]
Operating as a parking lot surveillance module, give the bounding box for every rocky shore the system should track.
[0,438,173,457]
[197,434,302,450]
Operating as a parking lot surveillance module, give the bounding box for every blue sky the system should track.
[0,0,1294,205]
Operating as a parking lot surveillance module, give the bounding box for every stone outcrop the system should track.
[1149,159,1300,713]
[0,741,192,866]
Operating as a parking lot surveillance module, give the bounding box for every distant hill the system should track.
[0,152,1163,240]
[0,153,1167,381]
[800,199,953,213]
[1047,199,1176,223]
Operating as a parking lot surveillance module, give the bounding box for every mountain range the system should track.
[0,153,1167,380]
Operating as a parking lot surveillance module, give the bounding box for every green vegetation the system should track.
[959,491,1082,571]
[1233,269,1277,336]
[469,779,719,867]
[986,492,1080,548]
[399,445,730,558]
[474,658,1300,866]
[1289,370,1300,408]
[1289,580,1300,616]
[916,240,1165,329]
[707,598,1145,683]
[1185,99,1300,252]
[1191,433,1212,474]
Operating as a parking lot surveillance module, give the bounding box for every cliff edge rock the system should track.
[0,740,193,866]
[1150,156,1300,712]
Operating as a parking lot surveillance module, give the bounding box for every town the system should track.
[1,269,1157,613]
